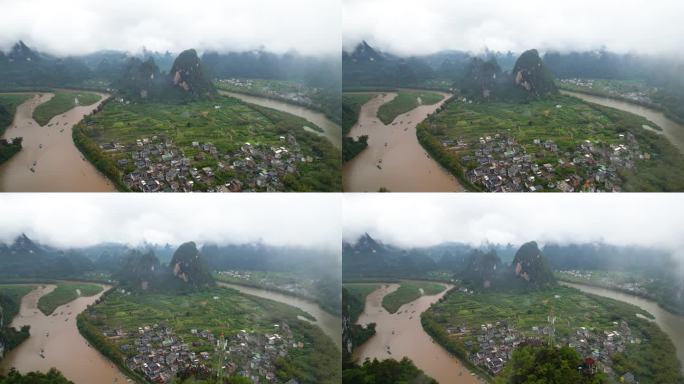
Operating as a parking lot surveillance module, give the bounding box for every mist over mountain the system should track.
[0,234,95,279]
[342,233,679,291]
[0,41,339,92]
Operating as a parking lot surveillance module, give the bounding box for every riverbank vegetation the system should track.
[381,281,444,314]
[342,93,374,134]
[342,357,437,384]
[0,368,74,383]
[81,286,340,384]
[495,345,607,384]
[32,91,100,126]
[423,285,683,383]
[376,91,442,125]
[557,78,684,125]
[555,269,684,315]
[76,95,340,191]
[419,94,684,191]
[216,78,341,125]
[36,282,102,316]
[214,270,341,317]
[0,94,31,135]
[0,138,22,166]
[342,284,380,361]
[0,285,33,358]
[342,135,368,163]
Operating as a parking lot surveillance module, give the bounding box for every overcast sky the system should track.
[343,0,684,56]
[0,194,340,252]
[0,0,340,56]
[343,194,684,256]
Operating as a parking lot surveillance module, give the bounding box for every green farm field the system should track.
[37,282,102,315]
[423,285,684,383]
[81,287,340,384]
[33,90,101,126]
[377,91,443,125]
[75,95,341,191]
[382,281,445,314]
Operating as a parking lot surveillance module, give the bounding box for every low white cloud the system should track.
[0,0,340,56]
[0,194,341,253]
[343,194,684,254]
[343,0,684,56]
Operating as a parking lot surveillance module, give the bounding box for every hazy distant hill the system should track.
[169,49,215,99]
[511,241,556,288]
[0,234,95,278]
[343,41,438,87]
[459,49,557,101]
[169,241,214,289]
[0,41,93,88]
[0,41,339,93]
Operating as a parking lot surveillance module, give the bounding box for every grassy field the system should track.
[216,78,341,125]
[0,284,34,322]
[83,287,340,383]
[0,93,31,135]
[382,281,445,314]
[342,93,374,135]
[37,282,102,315]
[423,285,684,383]
[419,94,684,191]
[77,95,341,191]
[377,91,443,125]
[33,91,101,126]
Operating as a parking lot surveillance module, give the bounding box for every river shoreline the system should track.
[0,91,115,192]
[217,281,341,348]
[353,281,484,384]
[561,281,684,374]
[219,90,342,150]
[561,89,684,153]
[342,90,463,192]
[0,282,130,383]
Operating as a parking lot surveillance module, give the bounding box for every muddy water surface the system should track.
[0,92,115,191]
[353,283,483,384]
[0,284,129,383]
[343,92,462,192]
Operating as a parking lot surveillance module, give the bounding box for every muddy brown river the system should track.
[218,90,342,150]
[0,284,129,383]
[561,90,684,153]
[0,92,115,192]
[217,282,341,348]
[561,281,684,374]
[352,283,484,384]
[343,92,463,192]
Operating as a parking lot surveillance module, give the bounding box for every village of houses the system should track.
[216,271,317,302]
[217,79,316,108]
[445,296,641,383]
[439,129,649,192]
[557,270,653,298]
[101,320,303,383]
[559,79,656,106]
[98,130,315,192]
